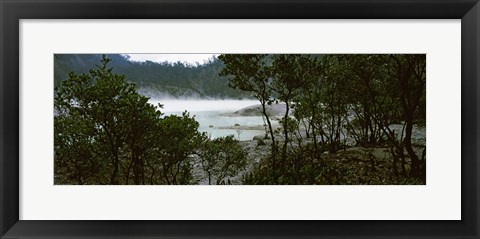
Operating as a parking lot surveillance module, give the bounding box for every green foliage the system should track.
[199,135,247,185]
[243,145,424,185]
[54,114,102,184]
[242,146,322,185]
[156,111,206,185]
[55,55,157,184]
[54,55,206,185]
[227,54,426,185]
[218,54,278,160]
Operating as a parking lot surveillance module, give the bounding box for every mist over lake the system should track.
[149,99,274,141]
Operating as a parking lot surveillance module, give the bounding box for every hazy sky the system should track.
[125,54,219,65]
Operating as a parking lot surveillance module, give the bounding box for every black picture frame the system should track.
[1,0,479,238]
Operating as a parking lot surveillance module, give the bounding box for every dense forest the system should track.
[54,54,248,99]
[54,54,426,185]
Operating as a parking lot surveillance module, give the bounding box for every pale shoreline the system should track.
[218,103,290,117]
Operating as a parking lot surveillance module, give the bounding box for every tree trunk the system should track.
[404,114,420,178]
[110,150,119,185]
[261,102,277,177]
[282,101,290,162]
[311,105,318,157]
[390,146,399,177]
[133,151,141,185]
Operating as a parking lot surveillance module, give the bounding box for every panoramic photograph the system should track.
[54,54,426,185]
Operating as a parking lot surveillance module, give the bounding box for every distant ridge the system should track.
[54,54,249,99]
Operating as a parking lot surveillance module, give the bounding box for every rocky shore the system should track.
[190,103,426,185]
[219,103,291,118]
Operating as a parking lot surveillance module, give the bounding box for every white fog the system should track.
[148,99,277,141]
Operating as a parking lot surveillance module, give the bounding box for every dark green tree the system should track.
[55,55,164,185]
[318,55,350,153]
[218,54,278,158]
[291,56,324,155]
[156,111,206,185]
[199,135,247,185]
[387,54,426,178]
[270,54,309,162]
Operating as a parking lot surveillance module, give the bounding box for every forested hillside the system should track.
[54,54,248,99]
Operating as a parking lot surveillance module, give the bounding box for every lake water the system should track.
[149,99,272,141]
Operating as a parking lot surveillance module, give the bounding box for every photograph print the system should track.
[54,54,426,185]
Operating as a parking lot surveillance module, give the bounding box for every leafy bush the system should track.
[199,135,247,185]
